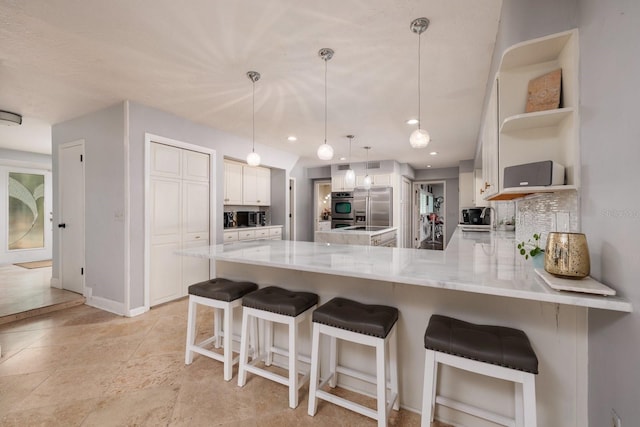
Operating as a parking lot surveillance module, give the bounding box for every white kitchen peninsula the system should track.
[180,231,631,426]
[314,225,398,247]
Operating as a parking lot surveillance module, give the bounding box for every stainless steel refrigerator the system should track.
[353,187,393,227]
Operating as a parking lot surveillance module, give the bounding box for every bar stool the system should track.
[308,297,399,427]
[185,278,258,381]
[421,315,539,427]
[237,286,318,409]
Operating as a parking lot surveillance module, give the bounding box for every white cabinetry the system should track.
[458,171,474,209]
[224,160,271,206]
[332,174,353,191]
[356,174,392,188]
[149,143,210,306]
[482,29,579,201]
[223,226,283,243]
[223,161,243,205]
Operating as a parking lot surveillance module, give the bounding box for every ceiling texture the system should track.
[0,0,502,168]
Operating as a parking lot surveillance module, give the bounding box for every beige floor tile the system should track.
[0,398,99,427]
[0,343,85,377]
[0,371,51,417]
[105,352,185,396]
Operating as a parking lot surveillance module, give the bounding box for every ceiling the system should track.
[0,0,502,168]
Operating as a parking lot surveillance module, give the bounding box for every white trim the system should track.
[58,140,86,296]
[143,133,216,310]
[0,158,51,170]
[123,101,131,314]
[127,306,148,317]
[289,177,296,241]
[50,277,61,289]
[85,294,125,316]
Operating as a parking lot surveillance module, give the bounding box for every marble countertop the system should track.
[179,230,632,312]
[223,225,282,231]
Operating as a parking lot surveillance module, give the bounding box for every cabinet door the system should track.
[373,174,392,187]
[459,171,474,208]
[242,166,259,205]
[183,150,209,182]
[474,169,485,207]
[255,167,271,205]
[224,161,243,205]
[332,175,345,191]
[482,78,499,199]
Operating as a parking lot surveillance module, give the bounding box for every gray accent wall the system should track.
[492,1,640,425]
[579,0,640,425]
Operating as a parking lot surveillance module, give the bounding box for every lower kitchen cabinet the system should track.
[223,226,283,243]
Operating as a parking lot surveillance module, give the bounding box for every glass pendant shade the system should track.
[363,175,372,190]
[246,151,261,166]
[344,168,356,187]
[317,143,334,160]
[410,128,430,148]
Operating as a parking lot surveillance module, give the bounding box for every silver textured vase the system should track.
[544,232,590,279]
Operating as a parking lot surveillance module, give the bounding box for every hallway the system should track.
[0,264,84,326]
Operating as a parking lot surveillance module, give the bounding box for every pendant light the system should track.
[409,17,431,149]
[344,135,356,188]
[317,48,335,160]
[363,146,372,190]
[246,71,261,166]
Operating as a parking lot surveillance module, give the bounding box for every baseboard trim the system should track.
[127,306,148,317]
[85,295,125,316]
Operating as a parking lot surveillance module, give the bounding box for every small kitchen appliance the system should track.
[223,212,235,228]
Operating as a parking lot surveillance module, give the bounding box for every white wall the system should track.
[578,1,640,425]
[52,103,126,304]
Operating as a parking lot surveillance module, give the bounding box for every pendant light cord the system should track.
[252,79,256,153]
[324,58,328,144]
[417,33,421,131]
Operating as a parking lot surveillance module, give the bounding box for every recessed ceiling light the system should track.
[429,151,438,156]
[406,118,419,125]
[426,165,432,168]
[287,135,297,142]
[339,157,347,161]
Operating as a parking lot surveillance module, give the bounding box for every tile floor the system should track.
[0,298,452,426]
[0,265,85,325]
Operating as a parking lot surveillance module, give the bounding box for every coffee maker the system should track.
[223,212,235,228]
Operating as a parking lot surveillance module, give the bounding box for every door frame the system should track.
[143,133,216,311]
[57,140,86,293]
[288,178,296,241]
[412,180,446,249]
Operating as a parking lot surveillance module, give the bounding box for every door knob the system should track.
[58,223,66,228]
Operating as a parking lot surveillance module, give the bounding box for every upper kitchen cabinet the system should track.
[242,164,271,206]
[331,173,354,192]
[223,160,243,205]
[483,29,579,201]
[223,159,271,206]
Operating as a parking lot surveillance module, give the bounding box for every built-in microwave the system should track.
[331,191,354,220]
[236,211,266,227]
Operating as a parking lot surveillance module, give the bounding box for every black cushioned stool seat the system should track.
[312,297,399,338]
[421,314,539,427]
[424,314,538,374]
[185,278,258,382]
[308,297,400,425]
[188,278,258,302]
[237,286,319,409]
[242,286,318,316]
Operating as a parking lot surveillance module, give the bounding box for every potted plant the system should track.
[517,233,544,268]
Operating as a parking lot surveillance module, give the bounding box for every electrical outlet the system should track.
[611,409,622,427]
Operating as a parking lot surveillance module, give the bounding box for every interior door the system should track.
[59,142,85,294]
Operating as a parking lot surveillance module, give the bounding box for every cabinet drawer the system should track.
[269,227,282,237]
[255,229,270,239]
[238,230,256,240]
[223,231,238,242]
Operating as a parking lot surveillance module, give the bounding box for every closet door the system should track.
[149,143,210,306]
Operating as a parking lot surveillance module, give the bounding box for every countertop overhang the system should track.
[180,230,632,312]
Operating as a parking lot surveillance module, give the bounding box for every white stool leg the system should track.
[237,309,251,387]
[250,315,259,361]
[389,326,399,411]
[222,302,234,381]
[265,319,274,366]
[308,323,321,416]
[328,335,337,388]
[515,381,524,427]
[185,297,196,364]
[522,373,537,427]
[376,337,388,427]
[288,317,299,408]
[421,349,437,427]
[214,308,223,348]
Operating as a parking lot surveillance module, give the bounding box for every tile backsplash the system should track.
[514,190,580,249]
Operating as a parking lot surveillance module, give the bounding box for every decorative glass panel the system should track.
[8,172,45,250]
